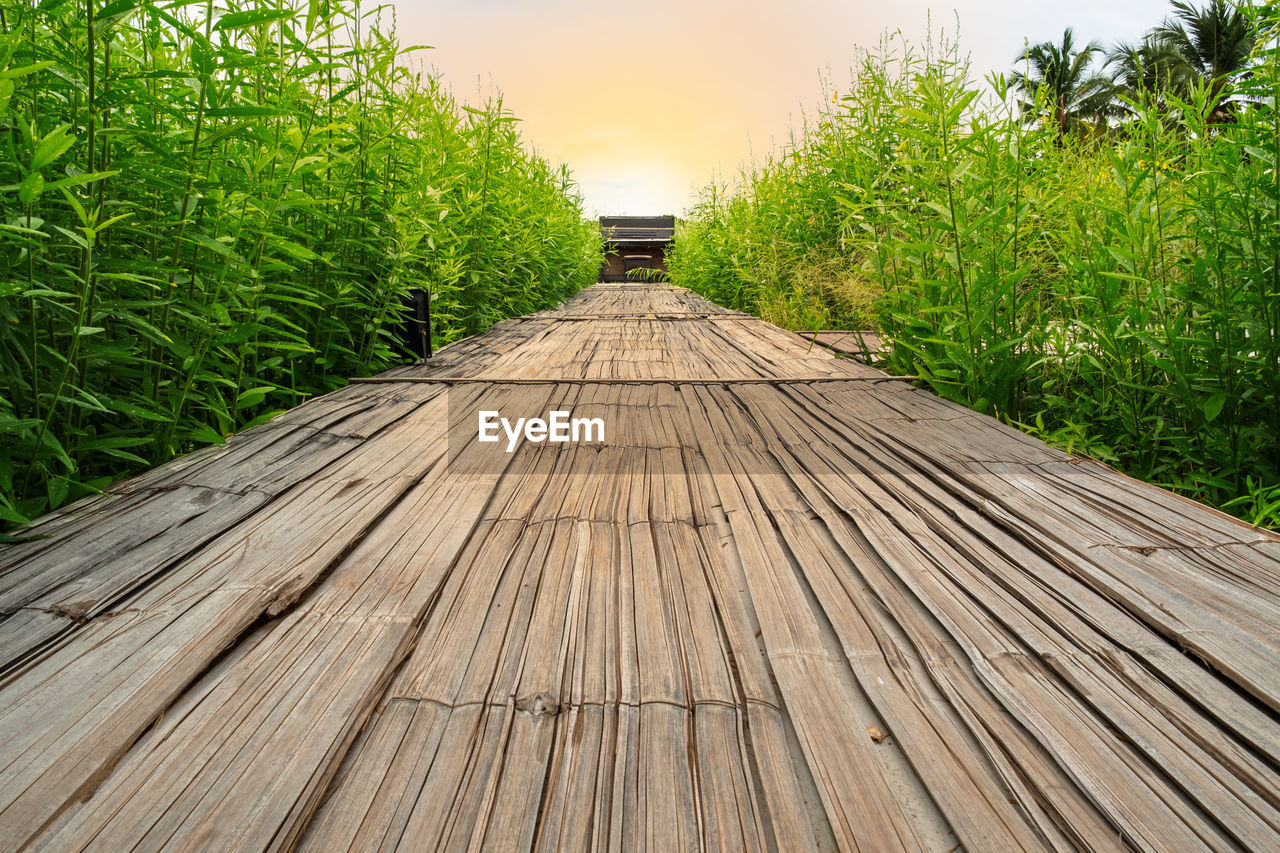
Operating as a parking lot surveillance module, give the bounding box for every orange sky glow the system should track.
[391,1,1175,217]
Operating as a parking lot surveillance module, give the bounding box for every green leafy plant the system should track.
[671,4,1280,527]
[0,0,603,527]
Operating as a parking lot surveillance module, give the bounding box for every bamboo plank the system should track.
[729,378,1280,848]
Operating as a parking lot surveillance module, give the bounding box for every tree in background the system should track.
[1155,0,1257,121]
[1011,28,1119,141]
[1108,35,1193,105]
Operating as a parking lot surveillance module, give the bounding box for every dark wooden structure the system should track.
[396,289,433,360]
[1,282,1280,850]
[599,215,673,281]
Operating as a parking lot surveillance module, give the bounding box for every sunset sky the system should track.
[390,1,1174,217]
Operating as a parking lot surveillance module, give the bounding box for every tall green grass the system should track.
[0,0,602,527]
[670,12,1280,526]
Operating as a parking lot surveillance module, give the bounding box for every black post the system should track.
[412,289,433,359]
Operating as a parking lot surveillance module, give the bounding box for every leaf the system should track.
[77,436,154,451]
[187,425,227,446]
[44,169,120,192]
[1243,146,1275,166]
[18,171,44,204]
[93,447,150,464]
[96,0,141,21]
[239,409,286,430]
[31,124,76,170]
[235,386,274,408]
[187,231,235,257]
[274,239,320,261]
[1202,391,1227,424]
[214,8,296,31]
[0,506,33,527]
[190,37,214,76]
[108,400,171,422]
[3,213,46,235]
[39,431,74,471]
[214,323,260,346]
[46,474,69,509]
[0,61,54,80]
[0,532,46,544]
[0,415,40,434]
[945,89,979,126]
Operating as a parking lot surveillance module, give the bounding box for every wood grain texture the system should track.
[0,282,1277,851]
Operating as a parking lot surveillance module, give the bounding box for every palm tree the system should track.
[1011,28,1119,141]
[1154,0,1257,122]
[1108,36,1193,103]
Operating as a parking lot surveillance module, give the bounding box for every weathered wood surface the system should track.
[809,330,882,360]
[1,282,1278,851]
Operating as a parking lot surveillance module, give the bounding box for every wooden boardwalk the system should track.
[1,282,1279,851]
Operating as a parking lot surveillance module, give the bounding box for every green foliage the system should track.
[0,0,602,526]
[667,116,884,334]
[672,7,1280,527]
